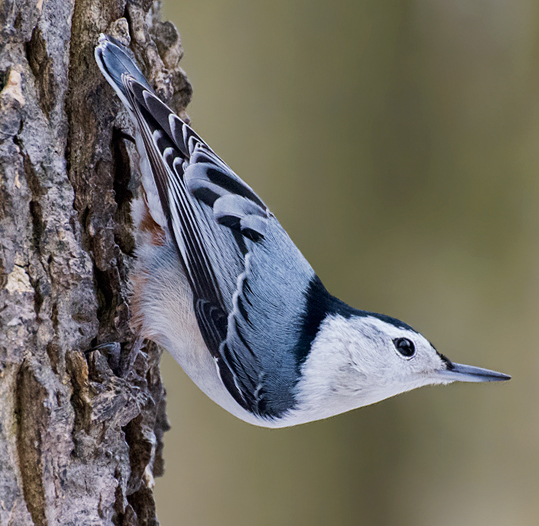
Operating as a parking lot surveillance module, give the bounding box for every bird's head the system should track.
[296,313,510,420]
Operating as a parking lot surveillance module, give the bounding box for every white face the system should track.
[336,315,452,405]
[290,312,507,427]
[295,314,452,421]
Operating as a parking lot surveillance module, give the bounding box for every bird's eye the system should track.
[393,338,415,358]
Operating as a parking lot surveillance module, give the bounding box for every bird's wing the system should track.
[96,37,317,420]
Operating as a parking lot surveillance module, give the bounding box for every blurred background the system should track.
[156,1,538,525]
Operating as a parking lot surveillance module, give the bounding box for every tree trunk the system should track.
[0,1,191,524]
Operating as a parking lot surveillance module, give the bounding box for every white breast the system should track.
[131,228,270,426]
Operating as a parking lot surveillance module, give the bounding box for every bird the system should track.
[94,35,510,428]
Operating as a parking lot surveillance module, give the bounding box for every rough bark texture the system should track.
[0,1,192,524]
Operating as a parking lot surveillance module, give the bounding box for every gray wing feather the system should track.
[96,37,315,419]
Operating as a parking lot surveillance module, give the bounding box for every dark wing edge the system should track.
[96,36,305,419]
[127,81,271,415]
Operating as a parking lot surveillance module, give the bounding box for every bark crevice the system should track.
[16,361,50,526]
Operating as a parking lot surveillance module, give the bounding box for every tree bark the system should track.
[0,1,191,524]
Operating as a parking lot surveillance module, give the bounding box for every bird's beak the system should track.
[437,361,511,383]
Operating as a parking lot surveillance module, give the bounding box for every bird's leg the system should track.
[85,336,144,378]
[83,339,149,427]
[85,341,122,375]
[120,335,145,379]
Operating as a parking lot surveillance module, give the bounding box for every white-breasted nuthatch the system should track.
[95,35,510,428]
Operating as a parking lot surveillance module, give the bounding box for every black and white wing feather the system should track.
[96,36,319,420]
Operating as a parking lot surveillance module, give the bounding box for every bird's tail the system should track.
[94,34,153,106]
